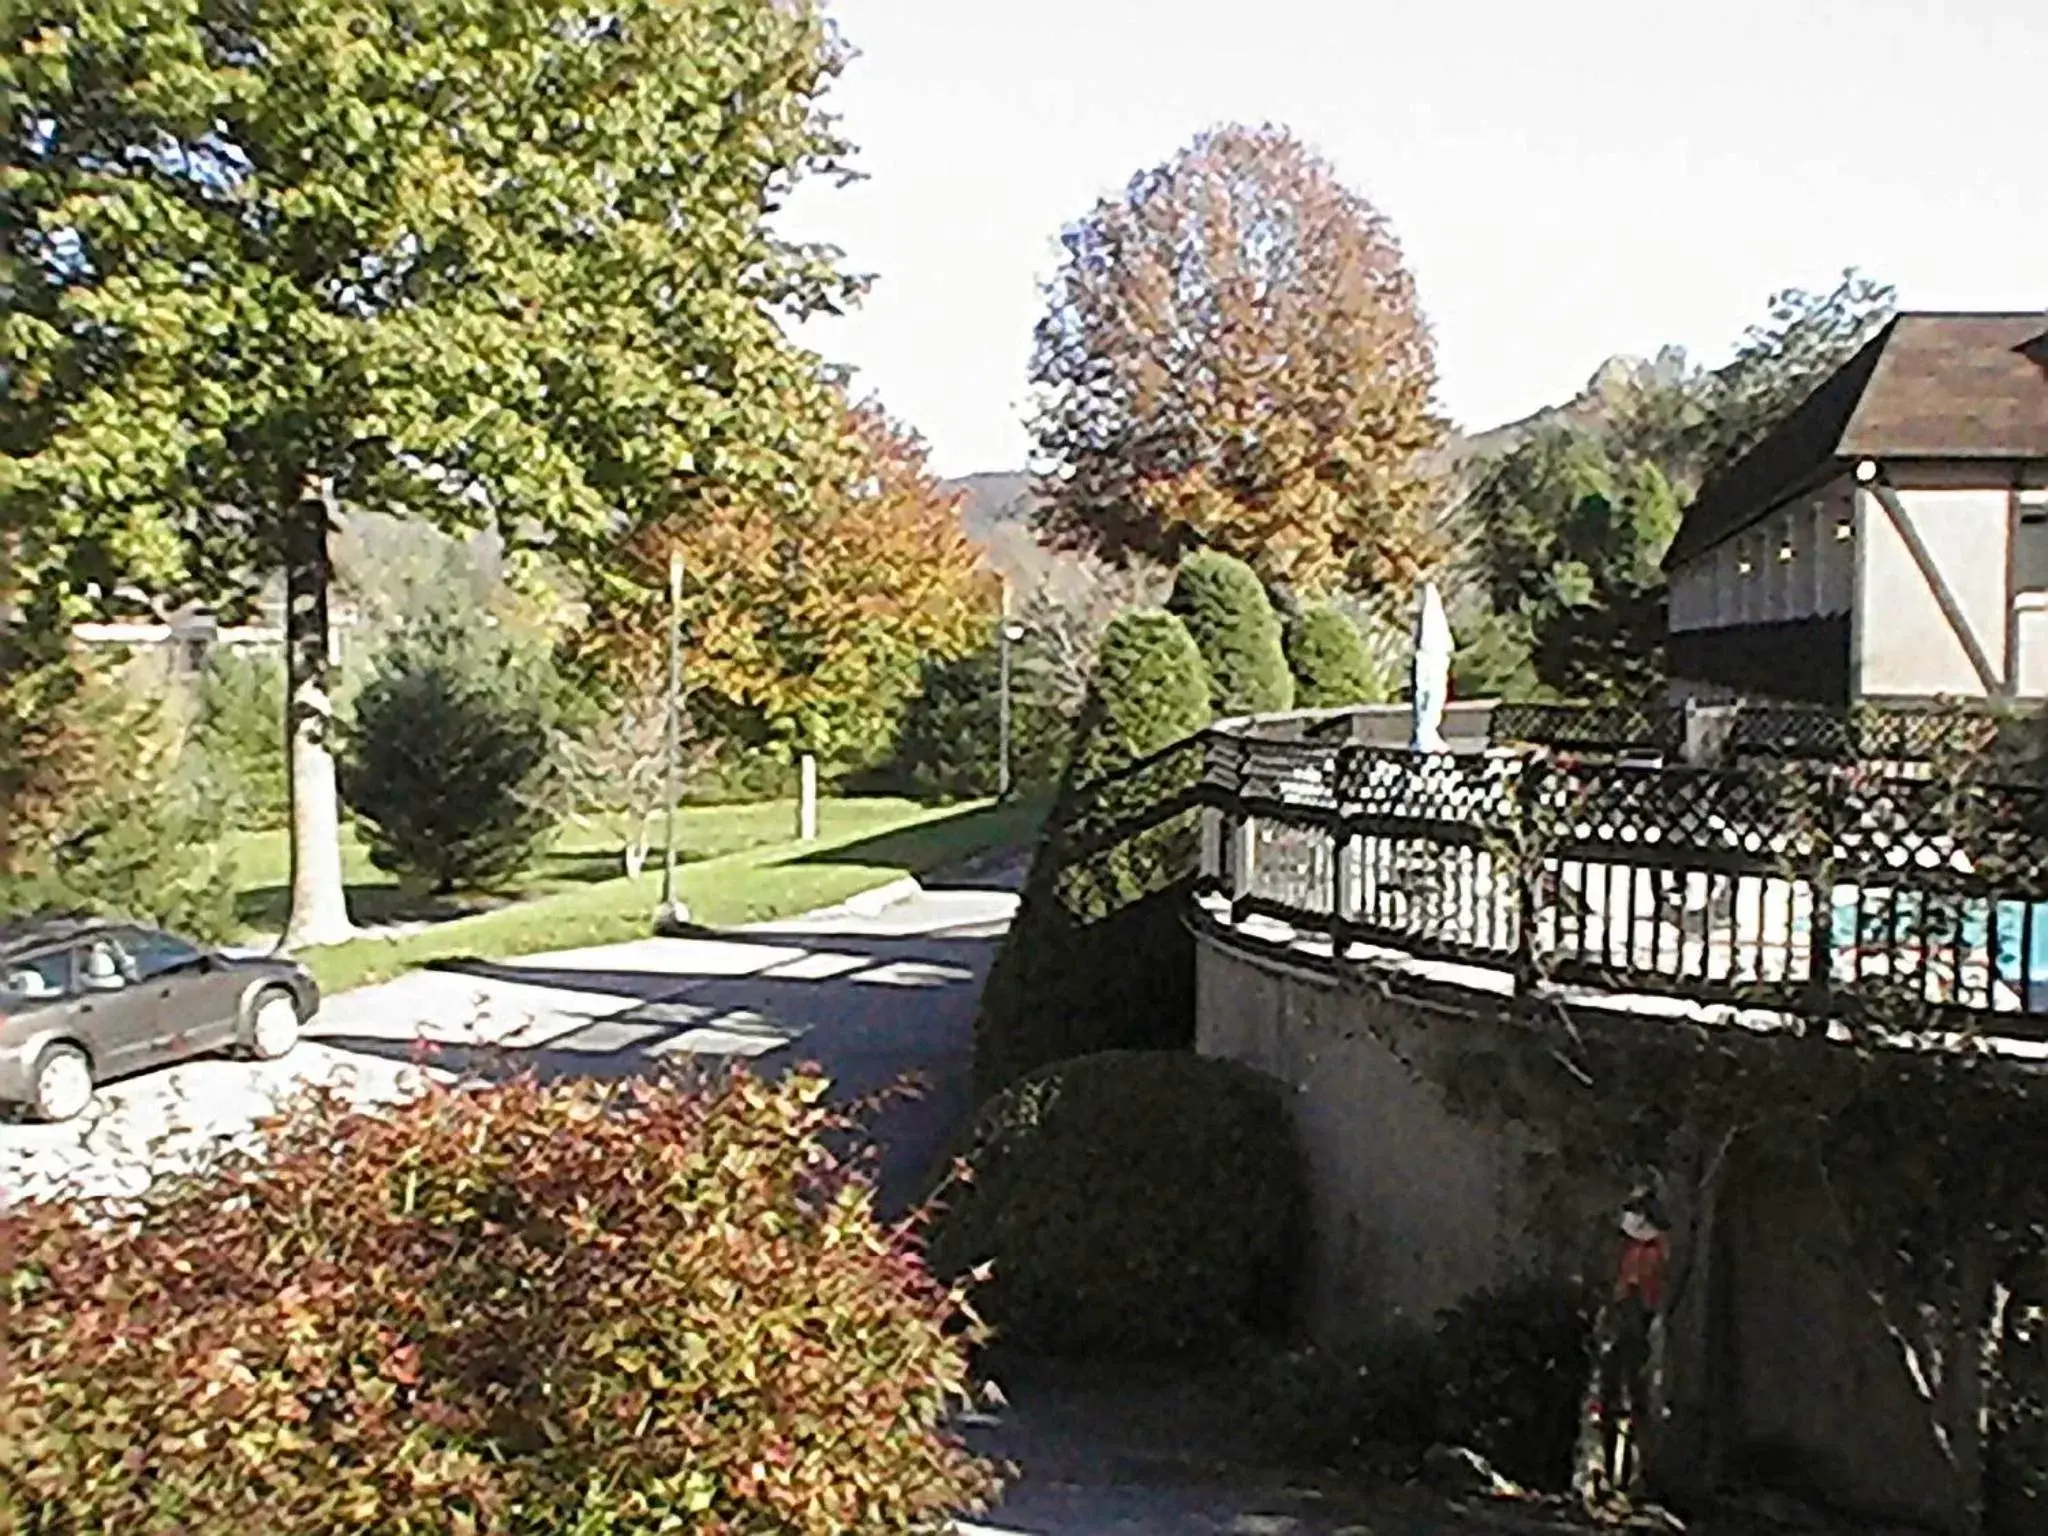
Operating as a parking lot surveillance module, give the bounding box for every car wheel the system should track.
[247,989,301,1061]
[32,1044,94,1123]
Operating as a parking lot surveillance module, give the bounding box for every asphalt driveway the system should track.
[0,863,1021,1214]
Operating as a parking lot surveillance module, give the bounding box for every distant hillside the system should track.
[1432,354,1659,478]
[946,469,1062,594]
[951,470,1037,543]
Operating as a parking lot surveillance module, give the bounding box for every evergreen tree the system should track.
[973,610,1213,1100]
[1285,603,1384,708]
[1166,551,1294,717]
[342,618,562,893]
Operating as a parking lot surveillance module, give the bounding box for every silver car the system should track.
[0,916,320,1122]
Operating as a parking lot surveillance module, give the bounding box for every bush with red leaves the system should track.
[0,1069,1002,1535]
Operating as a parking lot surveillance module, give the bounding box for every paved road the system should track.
[1,863,1020,1214]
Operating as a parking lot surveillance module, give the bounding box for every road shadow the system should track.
[311,923,1008,1215]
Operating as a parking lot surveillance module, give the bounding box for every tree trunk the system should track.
[281,477,354,949]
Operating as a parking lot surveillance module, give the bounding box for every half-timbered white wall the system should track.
[1851,465,2048,700]
[1671,463,2048,702]
[1668,474,1856,632]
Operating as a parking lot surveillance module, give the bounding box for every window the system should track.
[1,950,72,1007]
[2019,497,2048,595]
[116,928,203,981]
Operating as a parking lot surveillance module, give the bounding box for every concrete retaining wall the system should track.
[1193,938,1543,1336]
[1194,924,1975,1531]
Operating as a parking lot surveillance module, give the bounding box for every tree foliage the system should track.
[0,1069,1003,1533]
[0,660,238,941]
[1166,550,1294,717]
[973,610,1213,1101]
[1028,123,1446,596]
[1464,427,1681,703]
[342,616,562,893]
[586,396,994,772]
[1,0,858,938]
[1617,268,1897,494]
[886,644,1072,803]
[1,0,854,604]
[191,648,289,829]
[1455,269,1895,703]
[1285,602,1385,708]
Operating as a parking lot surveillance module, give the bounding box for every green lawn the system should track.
[291,796,1046,996]
[227,798,961,937]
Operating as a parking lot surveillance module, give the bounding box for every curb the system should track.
[838,876,924,917]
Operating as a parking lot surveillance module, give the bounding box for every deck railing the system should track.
[1196,723,2048,1036]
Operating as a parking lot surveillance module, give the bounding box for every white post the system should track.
[798,753,818,842]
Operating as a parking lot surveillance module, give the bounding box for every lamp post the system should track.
[658,548,690,928]
[997,582,1027,801]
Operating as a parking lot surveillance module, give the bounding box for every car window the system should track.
[117,928,203,982]
[1,950,72,1006]
[77,937,136,991]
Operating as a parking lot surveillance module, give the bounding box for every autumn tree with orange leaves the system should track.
[1029,124,1447,598]
[582,395,993,771]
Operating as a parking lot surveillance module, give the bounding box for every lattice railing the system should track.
[1197,727,2048,1035]
[1490,701,1686,757]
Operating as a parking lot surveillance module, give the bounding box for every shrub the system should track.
[928,1050,1305,1359]
[191,647,289,828]
[1229,1278,1594,1492]
[889,646,1071,802]
[1166,550,1293,717]
[1233,1326,1443,1472]
[972,610,1212,1099]
[0,1069,1004,1535]
[1285,602,1385,708]
[1430,1276,1595,1492]
[342,615,561,892]
[0,663,237,942]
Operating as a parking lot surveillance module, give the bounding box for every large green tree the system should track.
[1465,426,1681,703]
[2,0,853,944]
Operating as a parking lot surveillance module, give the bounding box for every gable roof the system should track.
[1664,312,2048,569]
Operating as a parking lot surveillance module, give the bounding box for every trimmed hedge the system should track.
[1167,550,1293,718]
[1285,602,1384,708]
[929,1050,1306,1359]
[971,610,1212,1101]
[0,1070,1003,1533]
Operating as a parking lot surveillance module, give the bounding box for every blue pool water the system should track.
[1829,892,2048,1011]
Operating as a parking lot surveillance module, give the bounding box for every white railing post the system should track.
[1200,804,1224,887]
[1231,813,1258,920]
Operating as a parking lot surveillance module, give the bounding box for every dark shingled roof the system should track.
[1664,313,2048,569]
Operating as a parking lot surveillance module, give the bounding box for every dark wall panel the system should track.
[1667,615,1852,705]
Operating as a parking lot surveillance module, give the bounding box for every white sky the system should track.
[781,0,2046,479]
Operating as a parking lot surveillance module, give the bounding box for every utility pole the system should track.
[658,547,690,928]
[997,579,1013,801]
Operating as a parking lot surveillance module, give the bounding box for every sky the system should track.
[778,0,2046,480]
